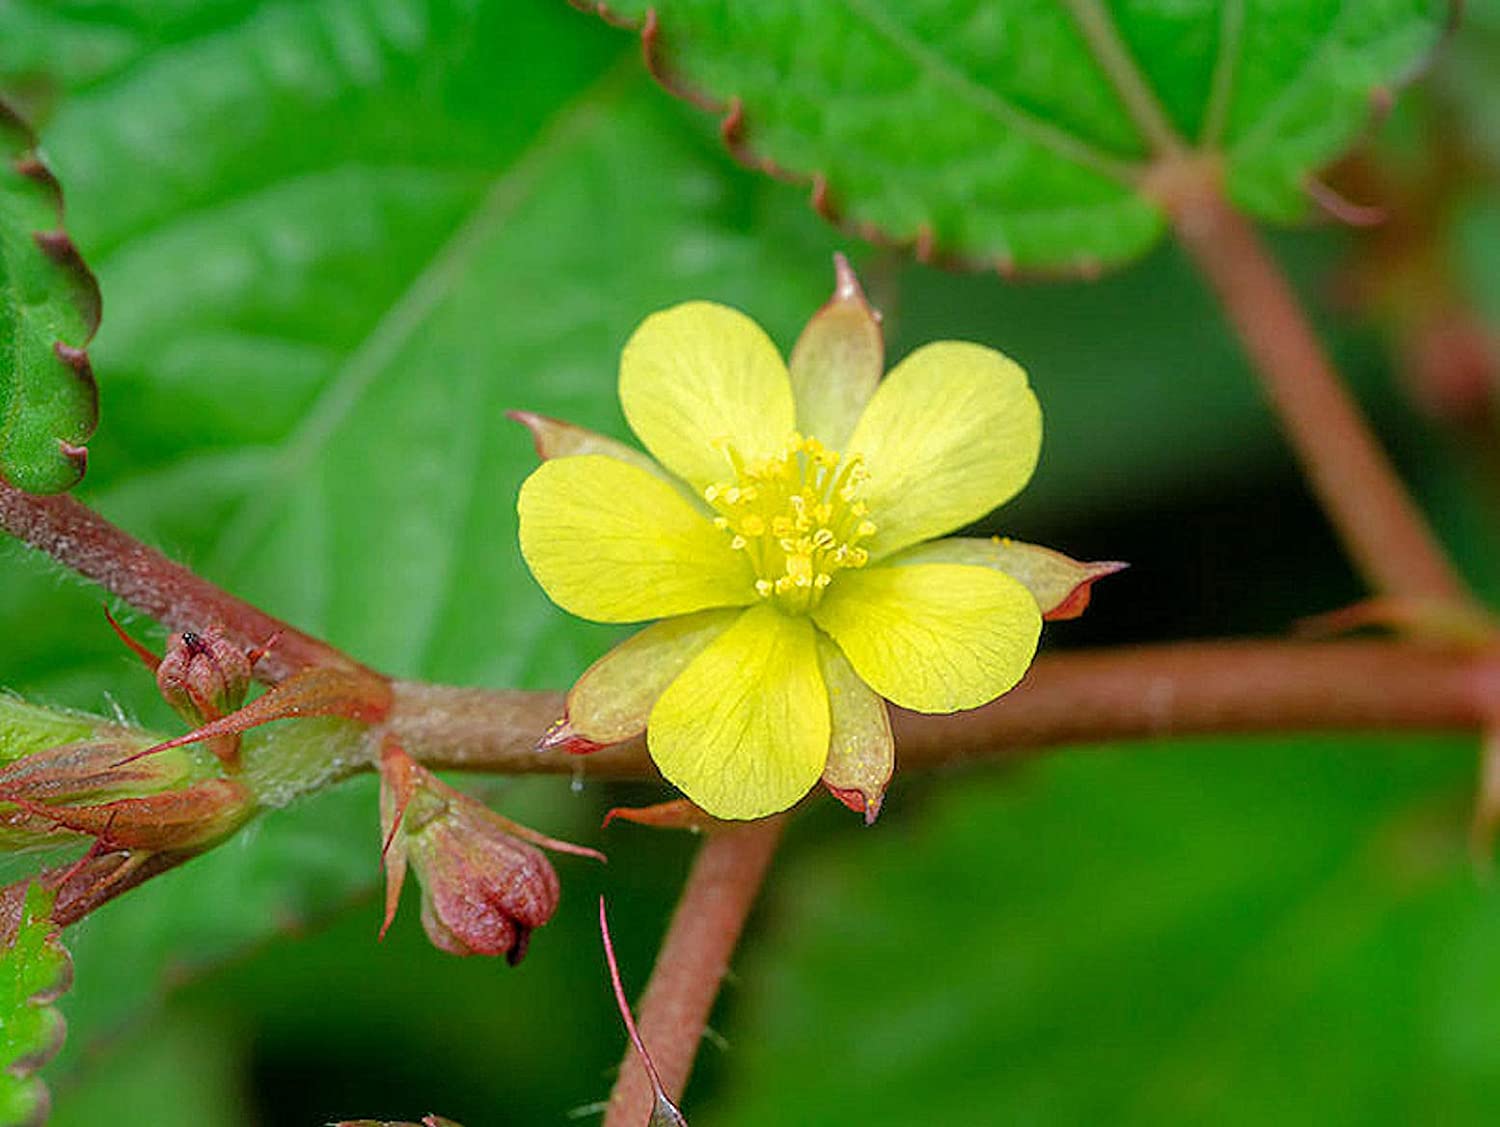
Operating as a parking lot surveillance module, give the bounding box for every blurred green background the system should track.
[2,1,1500,1123]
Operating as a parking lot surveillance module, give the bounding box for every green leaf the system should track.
[0,882,71,1127]
[709,736,1495,1125]
[0,100,99,493]
[0,0,1461,1117]
[0,0,836,1069]
[50,1012,251,1127]
[579,0,1447,273]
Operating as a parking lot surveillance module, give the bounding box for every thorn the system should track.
[492,812,607,864]
[111,666,392,768]
[245,631,282,669]
[600,896,685,1121]
[102,606,161,671]
[719,96,745,152]
[602,798,715,833]
[1305,176,1387,228]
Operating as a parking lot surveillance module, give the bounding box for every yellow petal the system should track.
[846,341,1041,560]
[648,604,829,820]
[813,563,1040,713]
[518,455,754,623]
[567,608,742,745]
[885,537,1127,621]
[619,302,796,491]
[816,633,894,824]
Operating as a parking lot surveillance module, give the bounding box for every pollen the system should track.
[704,434,877,613]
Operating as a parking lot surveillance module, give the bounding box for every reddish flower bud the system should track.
[415,815,559,963]
[378,742,602,963]
[0,735,249,853]
[156,624,252,728]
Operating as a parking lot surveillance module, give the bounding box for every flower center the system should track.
[704,433,877,614]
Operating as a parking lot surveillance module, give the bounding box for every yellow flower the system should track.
[517,258,1117,821]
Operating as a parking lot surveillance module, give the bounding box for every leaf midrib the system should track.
[207,57,637,585]
[839,0,1143,186]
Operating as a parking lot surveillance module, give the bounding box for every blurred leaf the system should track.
[0,99,98,493]
[0,0,1469,1121]
[0,0,831,1069]
[706,735,1500,1126]
[0,882,71,1127]
[50,1011,250,1127]
[1433,0,1500,170]
[581,0,1445,272]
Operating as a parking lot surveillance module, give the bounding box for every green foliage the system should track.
[587,0,1445,272]
[0,101,98,493]
[709,737,1495,1126]
[0,0,1493,1124]
[0,882,70,1127]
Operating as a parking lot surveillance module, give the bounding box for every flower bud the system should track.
[414,813,559,963]
[0,740,254,854]
[378,743,601,963]
[0,697,242,853]
[155,625,252,727]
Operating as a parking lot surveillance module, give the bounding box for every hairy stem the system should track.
[603,817,784,1125]
[1167,177,1470,603]
[391,639,1495,778]
[0,478,367,681]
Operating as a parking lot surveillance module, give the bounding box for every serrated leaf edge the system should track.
[568,2,1129,280]
[0,96,101,490]
[0,882,72,1127]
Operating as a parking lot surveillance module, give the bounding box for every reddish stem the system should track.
[0,479,365,681]
[391,638,1495,778]
[1166,177,1470,604]
[603,817,784,1125]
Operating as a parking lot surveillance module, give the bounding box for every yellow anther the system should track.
[702,432,876,612]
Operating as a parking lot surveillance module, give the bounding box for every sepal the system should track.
[378,742,601,961]
[788,253,883,448]
[886,536,1126,620]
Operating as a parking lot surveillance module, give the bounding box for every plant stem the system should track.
[1166,177,1470,603]
[392,638,1495,778]
[0,478,366,681]
[603,817,784,1125]
[5,481,1494,783]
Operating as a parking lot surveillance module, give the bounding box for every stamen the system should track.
[703,432,878,613]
